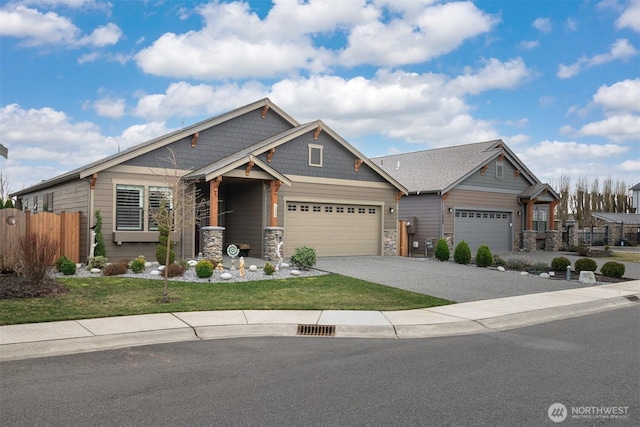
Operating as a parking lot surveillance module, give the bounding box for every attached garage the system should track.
[454,209,512,253]
[285,202,381,257]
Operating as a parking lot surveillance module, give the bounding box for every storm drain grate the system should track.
[297,324,336,336]
[624,295,640,302]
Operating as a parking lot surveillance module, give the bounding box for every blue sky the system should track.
[1,0,638,195]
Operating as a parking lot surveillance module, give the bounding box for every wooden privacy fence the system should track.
[0,209,80,263]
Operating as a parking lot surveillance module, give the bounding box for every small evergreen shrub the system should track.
[93,210,106,257]
[4,199,14,208]
[434,238,450,261]
[551,256,571,272]
[475,245,493,267]
[263,262,276,275]
[290,246,316,270]
[576,245,590,256]
[604,245,610,251]
[55,256,70,272]
[130,257,146,273]
[177,259,189,270]
[195,260,213,278]
[574,257,597,273]
[600,261,625,278]
[156,245,176,266]
[88,256,108,269]
[166,262,185,278]
[58,258,77,275]
[102,261,128,276]
[453,240,471,265]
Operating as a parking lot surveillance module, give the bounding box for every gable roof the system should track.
[631,183,640,191]
[371,139,539,194]
[185,120,408,194]
[12,98,299,197]
[592,212,640,224]
[518,182,560,200]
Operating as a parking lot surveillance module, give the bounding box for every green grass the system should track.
[611,251,640,263]
[0,274,454,325]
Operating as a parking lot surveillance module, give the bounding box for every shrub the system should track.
[195,260,213,278]
[166,262,185,278]
[576,245,590,256]
[505,257,525,270]
[155,203,175,265]
[528,262,549,273]
[453,240,471,265]
[600,261,625,278]
[475,245,493,267]
[290,246,316,270]
[156,245,176,266]
[551,257,571,272]
[263,262,276,275]
[177,259,189,270]
[18,232,59,286]
[4,199,14,208]
[93,210,106,257]
[434,238,450,261]
[493,255,507,267]
[130,257,146,273]
[604,245,610,251]
[102,261,128,276]
[88,256,108,269]
[58,258,77,275]
[55,256,70,272]
[574,257,597,273]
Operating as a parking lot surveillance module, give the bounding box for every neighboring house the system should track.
[631,183,640,213]
[372,140,560,254]
[12,99,407,262]
[591,212,640,246]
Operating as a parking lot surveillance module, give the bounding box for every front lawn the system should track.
[0,274,454,325]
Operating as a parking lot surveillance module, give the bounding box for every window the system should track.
[313,206,321,212]
[308,144,323,167]
[336,207,344,213]
[43,192,54,212]
[358,208,366,214]
[533,208,547,233]
[301,205,309,212]
[288,204,297,211]
[325,206,333,213]
[148,186,173,231]
[368,208,376,214]
[116,185,144,230]
[347,207,355,213]
[496,161,504,178]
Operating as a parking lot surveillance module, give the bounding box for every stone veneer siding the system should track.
[264,227,284,261]
[383,229,397,256]
[522,230,537,252]
[566,220,579,249]
[545,230,561,251]
[606,223,622,246]
[202,226,225,260]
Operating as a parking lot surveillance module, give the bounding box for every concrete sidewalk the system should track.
[1,281,638,362]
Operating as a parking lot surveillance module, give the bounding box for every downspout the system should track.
[87,177,94,263]
[439,191,444,239]
[517,198,525,251]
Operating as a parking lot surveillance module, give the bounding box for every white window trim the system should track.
[113,182,174,232]
[496,161,504,179]
[308,144,323,167]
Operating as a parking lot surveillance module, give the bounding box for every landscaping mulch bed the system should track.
[0,274,68,300]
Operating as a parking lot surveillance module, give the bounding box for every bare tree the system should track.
[149,148,204,303]
[0,172,12,205]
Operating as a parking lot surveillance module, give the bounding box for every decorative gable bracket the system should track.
[261,104,269,119]
[481,164,489,175]
[314,126,322,140]
[267,148,275,163]
[191,132,199,148]
[355,158,363,172]
[245,160,255,176]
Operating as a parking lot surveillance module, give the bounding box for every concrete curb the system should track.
[1,282,639,362]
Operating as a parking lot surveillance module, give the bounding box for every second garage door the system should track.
[285,202,381,257]
[454,210,512,253]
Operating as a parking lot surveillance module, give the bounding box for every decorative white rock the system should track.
[249,265,258,272]
[90,268,101,274]
[579,271,596,284]
[539,272,550,279]
[281,263,290,268]
[145,262,153,268]
[187,260,198,267]
[497,266,506,272]
[520,271,529,276]
[150,270,161,276]
[158,265,165,271]
[220,272,233,280]
[290,270,301,276]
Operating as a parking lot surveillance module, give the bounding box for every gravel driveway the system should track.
[315,254,636,303]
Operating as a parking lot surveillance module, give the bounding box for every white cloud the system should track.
[519,40,539,50]
[340,1,498,66]
[565,17,578,32]
[620,159,640,172]
[616,0,640,32]
[576,114,640,142]
[0,4,121,47]
[532,17,552,33]
[93,97,126,119]
[447,57,531,95]
[557,38,638,78]
[592,79,640,112]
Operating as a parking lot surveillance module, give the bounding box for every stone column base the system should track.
[264,227,284,261]
[545,230,560,251]
[522,230,537,252]
[202,226,225,260]
[383,229,397,256]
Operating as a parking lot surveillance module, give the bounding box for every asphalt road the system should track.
[1,306,638,426]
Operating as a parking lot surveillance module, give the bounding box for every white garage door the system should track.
[454,210,512,253]
[285,202,381,257]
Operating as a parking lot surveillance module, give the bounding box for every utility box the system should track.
[406,217,417,235]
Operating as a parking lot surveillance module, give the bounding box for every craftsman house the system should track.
[12,99,407,262]
[372,140,561,254]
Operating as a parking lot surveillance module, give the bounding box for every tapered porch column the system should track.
[209,176,221,226]
[270,180,282,227]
